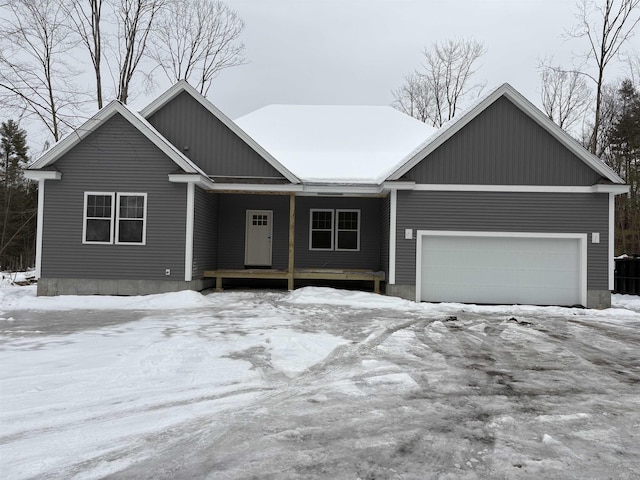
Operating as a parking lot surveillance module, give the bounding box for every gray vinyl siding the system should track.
[405,96,603,186]
[147,91,285,179]
[217,194,290,269]
[41,113,186,280]
[216,194,383,270]
[192,189,218,278]
[395,191,609,289]
[295,197,382,270]
[380,195,390,275]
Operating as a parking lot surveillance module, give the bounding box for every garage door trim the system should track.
[415,230,588,306]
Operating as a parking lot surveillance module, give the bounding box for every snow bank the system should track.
[286,286,420,310]
[612,294,640,312]
[285,287,640,320]
[0,287,214,311]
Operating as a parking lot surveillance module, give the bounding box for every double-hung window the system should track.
[83,192,115,244]
[310,209,334,250]
[309,209,360,251]
[83,192,146,245]
[335,209,359,251]
[116,193,147,244]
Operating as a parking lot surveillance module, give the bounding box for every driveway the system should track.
[1,287,639,479]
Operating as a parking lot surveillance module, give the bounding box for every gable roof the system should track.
[29,101,208,176]
[386,83,624,184]
[235,105,435,184]
[140,80,300,184]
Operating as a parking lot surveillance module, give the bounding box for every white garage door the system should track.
[418,232,586,306]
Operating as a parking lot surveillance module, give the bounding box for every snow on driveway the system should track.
[1,286,639,479]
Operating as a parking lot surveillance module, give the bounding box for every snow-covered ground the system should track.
[1,286,639,479]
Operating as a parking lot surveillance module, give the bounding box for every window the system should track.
[83,193,115,244]
[336,209,360,251]
[116,193,147,244]
[309,209,360,251]
[310,209,334,250]
[83,192,146,245]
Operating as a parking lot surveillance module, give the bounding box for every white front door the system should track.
[245,210,273,266]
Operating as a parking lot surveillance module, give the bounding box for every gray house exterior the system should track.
[25,81,628,308]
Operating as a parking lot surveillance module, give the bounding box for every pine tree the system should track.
[606,80,640,254]
[0,119,36,271]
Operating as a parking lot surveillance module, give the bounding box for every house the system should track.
[24,81,628,308]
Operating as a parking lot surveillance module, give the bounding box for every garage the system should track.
[416,231,587,306]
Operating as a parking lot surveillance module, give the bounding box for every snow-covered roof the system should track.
[235,105,435,184]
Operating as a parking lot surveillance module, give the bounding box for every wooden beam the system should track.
[287,193,296,290]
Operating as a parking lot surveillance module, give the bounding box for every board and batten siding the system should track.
[294,197,382,270]
[192,189,218,278]
[395,191,609,289]
[41,113,187,280]
[217,194,290,269]
[405,96,602,186]
[146,91,285,179]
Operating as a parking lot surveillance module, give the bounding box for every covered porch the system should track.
[195,189,387,293]
[203,267,385,293]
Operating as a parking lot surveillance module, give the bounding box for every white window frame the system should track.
[309,208,361,251]
[335,209,360,252]
[115,192,147,245]
[309,209,334,251]
[82,192,115,245]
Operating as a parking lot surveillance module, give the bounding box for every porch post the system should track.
[288,193,295,290]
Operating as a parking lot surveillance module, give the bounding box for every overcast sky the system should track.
[163,0,638,121]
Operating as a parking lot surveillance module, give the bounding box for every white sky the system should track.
[182,0,638,120]
[7,0,639,151]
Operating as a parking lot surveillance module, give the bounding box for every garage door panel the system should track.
[419,234,583,306]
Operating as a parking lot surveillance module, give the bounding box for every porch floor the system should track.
[203,268,385,294]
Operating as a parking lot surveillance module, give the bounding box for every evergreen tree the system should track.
[605,80,640,254]
[0,120,36,271]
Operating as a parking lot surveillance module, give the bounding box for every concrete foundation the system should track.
[384,284,416,301]
[385,284,611,310]
[586,290,611,309]
[37,278,216,296]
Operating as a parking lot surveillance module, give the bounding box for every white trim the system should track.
[388,190,397,285]
[309,209,334,251]
[29,101,207,176]
[82,192,115,245]
[335,209,361,252]
[24,170,61,181]
[168,173,216,190]
[209,183,303,192]
[609,193,615,291]
[382,181,416,191]
[409,184,623,194]
[300,184,381,194]
[34,179,45,278]
[140,80,300,184]
[207,183,384,195]
[115,192,147,245]
[184,183,195,282]
[387,83,624,185]
[415,230,588,306]
[592,184,630,194]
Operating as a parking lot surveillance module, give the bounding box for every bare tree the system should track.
[149,0,245,95]
[391,72,432,123]
[0,0,84,141]
[111,0,164,104]
[392,38,485,127]
[64,0,106,109]
[566,0,640,153]
[540,66,592,132]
